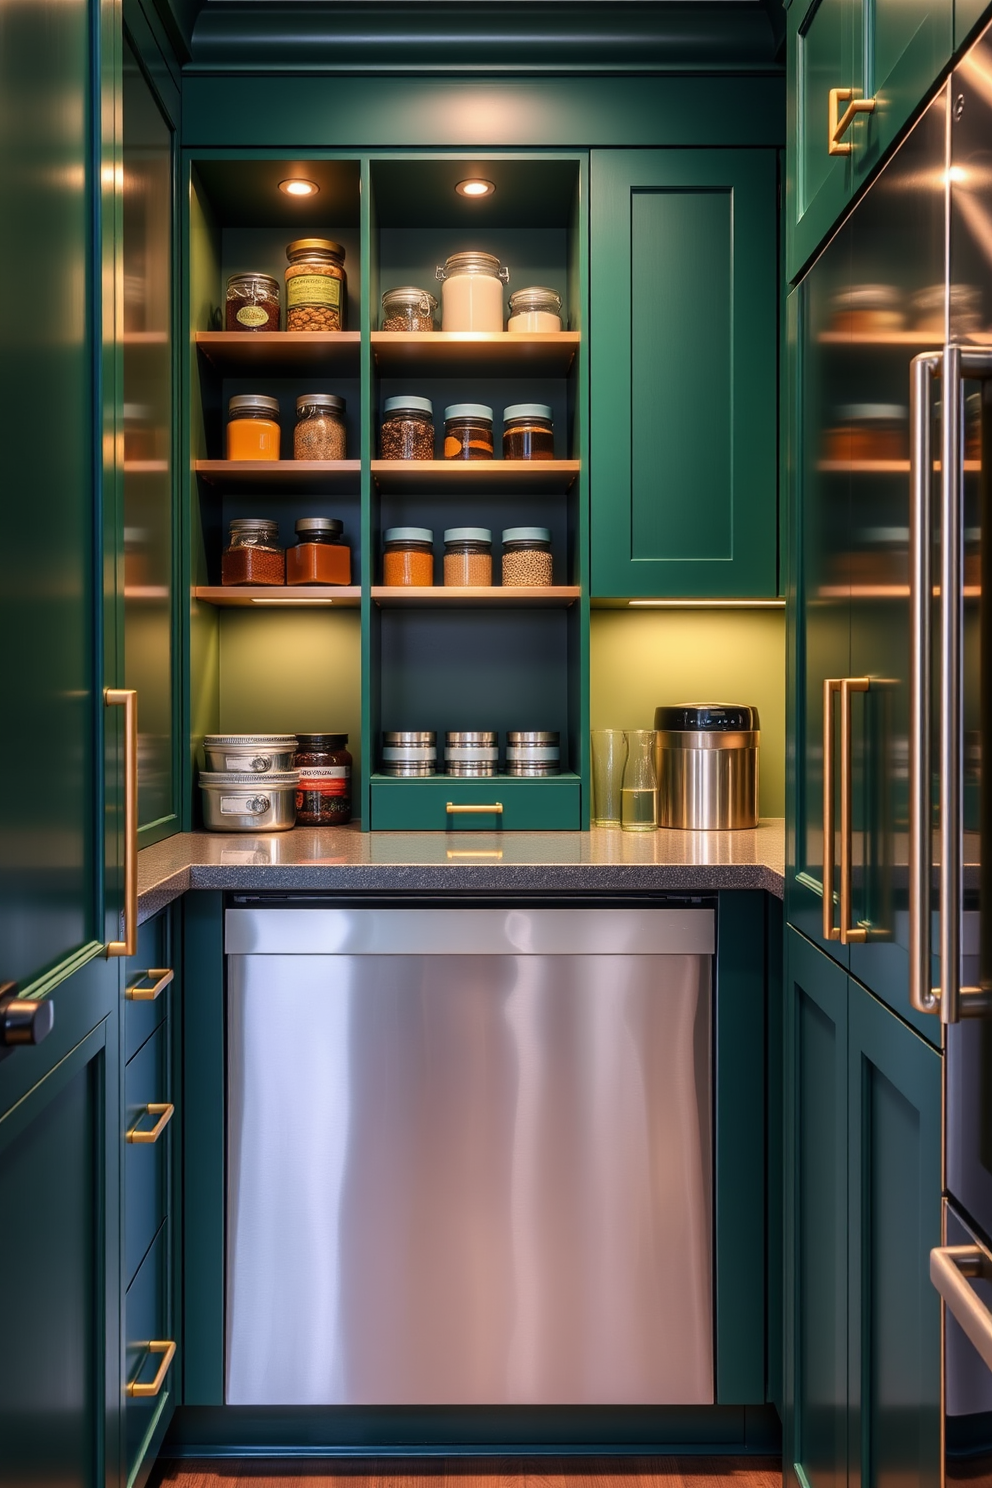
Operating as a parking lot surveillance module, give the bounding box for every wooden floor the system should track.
[153,1456,782,1488]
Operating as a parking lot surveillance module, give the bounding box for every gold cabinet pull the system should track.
[127,1339,176,1398]
[126,968,174,1002]
[828,87,876,155]
[126,1102,174,1144]
[105,688,138,957]
[446,802,504,814]
[822,678,841,942]
[839,677,870,944]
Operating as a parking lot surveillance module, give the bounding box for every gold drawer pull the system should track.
[829,87,876,155]
[126,1102,174,1144]
[127,1339,176,1398]
[446,802,503,814]
[126,968,174,1002]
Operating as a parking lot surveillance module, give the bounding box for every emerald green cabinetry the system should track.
[784,929,941,1488]
[589,150,778,599]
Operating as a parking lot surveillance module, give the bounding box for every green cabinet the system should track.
[589,149,778,599]
[784,929,941,1488]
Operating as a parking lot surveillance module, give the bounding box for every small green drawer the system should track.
[125,912,172,1064]
[125,1022,170,1287]
[125,1220,173,1484]
[370,775,582,831]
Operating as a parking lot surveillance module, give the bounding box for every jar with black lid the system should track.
[293,733,352,825]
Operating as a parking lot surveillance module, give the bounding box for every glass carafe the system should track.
[621,729,659,831]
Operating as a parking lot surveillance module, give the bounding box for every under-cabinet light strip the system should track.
[250,598,338,605]
[626,598,786,609]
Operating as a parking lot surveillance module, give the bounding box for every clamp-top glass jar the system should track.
[285,238,347,331]
[381,286,437,331]
[507,286,562,333]
[226,272,281,332]
[435,252,509,331]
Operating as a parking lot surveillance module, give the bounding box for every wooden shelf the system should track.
[372,585,580,607]
[195,586,360,607]
[372,459,579,493]
[194,459,361,492]
[817,459,981,474]
[817,330,948,347]
[124,460,169,475]
[371,330,580,376]
[195,331,361,376]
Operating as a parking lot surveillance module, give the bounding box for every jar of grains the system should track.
[380,396,435,460]
[221,519,285,586]
[226,272,281,332]
[507,286,562,333]
[503,404,555,460]
[381,286,438,331]
[293,733,352,825]
[383,527,434,586]
[285,238,347,332]
[226,395,281,460]
[294,393,347,460]
[435,252,509,332]
[444,527,492,586]
[444,404,494,460]
[502,527,553,586]
[285,518,351,585]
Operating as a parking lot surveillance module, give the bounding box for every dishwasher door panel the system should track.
[226,939,713,1406]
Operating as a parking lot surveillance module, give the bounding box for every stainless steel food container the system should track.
[445,730,498,777]
[381,730,437,777]
[654,704,759,830]
[505,730,560,776]
[199,770,299,832]
[203,734,298,774]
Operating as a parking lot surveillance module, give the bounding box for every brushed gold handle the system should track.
[126,968,174,1002]
[126,1102,174,1144]
[839,677,870,944]
[822,678,841,942]
[446,802,504,814]
[127,1339,176,1398]
[105,688,137,957]
[829,87,876,155]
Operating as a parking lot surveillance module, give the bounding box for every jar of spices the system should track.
[381,730,437,777]
[502,527,553,587]
[435,252,509,332]
[226,272,281,332]
[294,733,352,825]
[507,286,562,333]
[380,396,435,460]
[383,527,434,586]
[503,404,555,460]
[285,518,351,585]
[381,286,437,331]
[443,404,494,460]
[505,731,560,777]
[445,731,499,777]
[227,395,281,461]
[444,528,492,586]
[221,519,285,586]
[285,238,347,332]
[294,394,347,461]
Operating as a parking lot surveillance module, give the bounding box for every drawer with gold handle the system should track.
[127,1339,176,1399]
[126,968,173,1002]
[126,1102,174,1145]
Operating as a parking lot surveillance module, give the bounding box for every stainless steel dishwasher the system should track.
[224,901,715,1407]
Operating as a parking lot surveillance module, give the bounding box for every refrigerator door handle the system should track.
[931,1244,992,1373]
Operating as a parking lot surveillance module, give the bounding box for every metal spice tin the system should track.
[203,734,299,773]
[199,770,299,832]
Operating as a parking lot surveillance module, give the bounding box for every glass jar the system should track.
[383,527,434,586]
[443,404,494,460]
[285,518,351,585]
[226,272,281,332]
[507,286,562,333]
[445,730,498,777]
[435,251,509,331]
[380,396,435,460]
[505,730,560,777]
[381,286,437,331]
[503,404,555,460]
[381,730,437,777]
[285,238,347,332]
[444,527,492,586]
[227,395,281,460]
[621,729,659,832]
[293,394,347,460]
[829,284,903,334]
[293,733,352,825]
[823,403,908,462]
[502,527,553,586]
[221,519,285,586]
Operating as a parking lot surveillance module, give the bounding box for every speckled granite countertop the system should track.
[137,820,785,922]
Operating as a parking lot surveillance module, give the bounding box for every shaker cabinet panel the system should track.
[589,149,778,599]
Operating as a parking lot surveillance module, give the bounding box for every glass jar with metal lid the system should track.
[226,272,281,332]
[444,404,494,460]
[381,731,437,777]
[294,394,346,460]
[383,527,434,586]
[507,286,562,333]
[503,404,554,460]
[221,519,285,586]
[227,394,281,460]
[505,731,560,777]
[285,238,347,331]
[435,252,509,331]
[445,730,498,777]
[381,286,438,331]
[286,518,351,585]
[444,528,492,586]
[502,527,553,586]
[380,396,435,460]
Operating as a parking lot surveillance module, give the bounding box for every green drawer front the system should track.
[370,775,582,831]
[125,1220,173,1485]
[125,913,171,1064]
[125,1021,170,1287]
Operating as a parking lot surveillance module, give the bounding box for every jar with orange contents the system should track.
[226,395,281,460]
[383,527,434,586]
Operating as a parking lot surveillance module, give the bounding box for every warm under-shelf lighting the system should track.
[455,178,495,199]
[279,178,319,198]
[627,598,786,609]
[250,597,337,605]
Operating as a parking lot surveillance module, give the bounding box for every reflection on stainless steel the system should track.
[226,907,714,1406]
[939,1205,992,1486]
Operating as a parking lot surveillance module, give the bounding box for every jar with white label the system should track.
[507,286,562,333]
[445,730,498,777]
[435,252,509,331]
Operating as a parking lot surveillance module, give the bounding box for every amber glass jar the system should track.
[443,403,494,460]
[383,527,434,586]
[285,518,351,585]
[294,733,352,825]
[227,395,281,460]
[221,519,285,586]
[285,239,347,331]
[503,404,555,460]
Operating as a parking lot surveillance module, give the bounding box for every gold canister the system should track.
[654,704,759,830]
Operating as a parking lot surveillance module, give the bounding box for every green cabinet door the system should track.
[589,149,778,599]
[857,0,952,185]
[787,0,858,281]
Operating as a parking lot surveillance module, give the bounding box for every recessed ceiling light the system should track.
[456,179,495,199]
[279,178,319,198]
